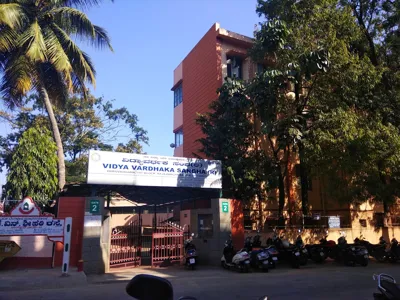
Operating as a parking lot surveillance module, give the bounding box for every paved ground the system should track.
[1,261,400,299]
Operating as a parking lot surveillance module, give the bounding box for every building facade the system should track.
[171,23,399,244]
[171,23,255,158]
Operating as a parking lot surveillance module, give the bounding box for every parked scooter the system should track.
[250,234,278,268]
[373,273,400,300]
[354,236,387,262]
[221,236,251,272]
[244,236,269,272]
[184,233,198,270]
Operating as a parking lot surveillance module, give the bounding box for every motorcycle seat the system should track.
[381,280,400,298]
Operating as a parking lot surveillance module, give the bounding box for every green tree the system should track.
[0,0,113,191]
[4,125,58,204]
[0,94,148,183]
[255,0,400,215]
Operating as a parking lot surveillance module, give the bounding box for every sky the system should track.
[0,0,261,186]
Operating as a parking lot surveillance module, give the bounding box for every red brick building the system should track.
[171,23,256,158]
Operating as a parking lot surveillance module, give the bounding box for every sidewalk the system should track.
[0,269,87,292]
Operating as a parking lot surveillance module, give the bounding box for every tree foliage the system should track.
[0,0,113,190]
[0,94,148,183]
[4,125,58,204]
[198,0,400,223]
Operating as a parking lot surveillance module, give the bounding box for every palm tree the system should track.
[0,0,113,191]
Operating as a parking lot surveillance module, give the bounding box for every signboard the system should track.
[312,213,321,220]
[328,216,341,228]
[84,215,102,227]
[87,150,222,189]
[0,197,64,240]
[89,200,100,214]
[0,197,72,276]
[222,202,229,213]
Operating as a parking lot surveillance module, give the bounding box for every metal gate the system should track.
[152,221,185,267]
[110,217,142,268]
[110,217,187,269]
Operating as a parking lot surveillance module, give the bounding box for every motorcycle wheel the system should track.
[360,258,368,267]
[291,259,300,269]
[244,265,250,273]
[374,254,386,263]
[270,261,276,269]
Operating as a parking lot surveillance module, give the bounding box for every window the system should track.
[174,129,183,147]
[198,214,213,238]
[173,83,182,107]
[257,63,265,75]
[227,56,242,79]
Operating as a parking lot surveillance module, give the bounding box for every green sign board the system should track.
[89,200,100,214]
[222,202,229,213]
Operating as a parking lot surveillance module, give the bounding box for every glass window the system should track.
[174,129,183,147]
[173,83,182,107]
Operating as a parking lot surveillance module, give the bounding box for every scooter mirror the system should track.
[126,274,173,300]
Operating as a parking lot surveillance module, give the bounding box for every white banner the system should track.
[87,150,222,189]
[0,216,64,236]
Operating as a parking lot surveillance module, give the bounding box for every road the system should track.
[1,261,399,300]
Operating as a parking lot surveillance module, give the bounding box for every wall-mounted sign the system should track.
[328,216,341,228]
[222,202,229,213]
[0,197,65,239]
[87,150,222,189]
[89,200,100,214]
[0,197,72,276]
[313,213,321,220]
[84,215,102,227]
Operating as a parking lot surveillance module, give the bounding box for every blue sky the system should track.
[0,0,260,186]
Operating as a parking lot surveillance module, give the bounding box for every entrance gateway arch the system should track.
[58,150,243,273]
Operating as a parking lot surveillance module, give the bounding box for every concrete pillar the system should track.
[81,197,109,274]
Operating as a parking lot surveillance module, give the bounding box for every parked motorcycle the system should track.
[373,273,400,300]
[306,242,328,263]
[184,233,198,270]
[354,236,387,262]
[333,235,369,266]
[319,235,337,259]
[269,232,302,269]
[244,236,269,272]
[295,234,309,266]
[221,237,251,272]
[387,238,400,263]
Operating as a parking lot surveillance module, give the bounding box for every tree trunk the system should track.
[298,143,309,216]
[41,87,66,191]
[257,192,264,231]
[278,167,285,226]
